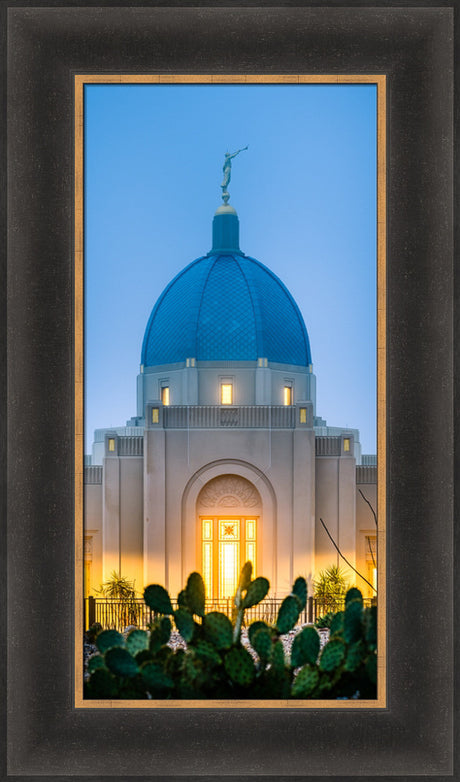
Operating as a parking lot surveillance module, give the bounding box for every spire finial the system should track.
[221,146,248,204]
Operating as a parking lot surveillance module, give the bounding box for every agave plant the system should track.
[313,564,350,611]
[94,571,141,629]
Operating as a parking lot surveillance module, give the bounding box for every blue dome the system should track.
[141,252,312,367]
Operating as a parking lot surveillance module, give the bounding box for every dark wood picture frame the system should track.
[4,4,455,778]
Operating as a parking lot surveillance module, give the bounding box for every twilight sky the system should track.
[84,82,377,454]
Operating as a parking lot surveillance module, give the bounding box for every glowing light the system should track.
[299,408,307,424]
[283,386,292,406]
[151,408,159,423]
[344,437,350,452]
[219,541,239,598]
[108,438,115,451]
[161,387,170,406]
[221,384,233,405]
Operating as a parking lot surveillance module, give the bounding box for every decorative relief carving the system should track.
[198,476,261,508]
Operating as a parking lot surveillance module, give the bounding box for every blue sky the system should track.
[84,83,377,454]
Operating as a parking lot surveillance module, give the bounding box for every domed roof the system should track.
[141,205,312,368]
[141,253,312,367]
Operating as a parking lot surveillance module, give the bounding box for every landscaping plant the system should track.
[85,563,377,700]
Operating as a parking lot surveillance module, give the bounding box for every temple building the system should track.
[84,188,377,602]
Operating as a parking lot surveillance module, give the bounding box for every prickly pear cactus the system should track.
[105,647,139,678]
[224,647,255,687]
[319,638,346,672]
[344,640,365,672]
[290,626,320,668]
[126,629,149,655]
[174,607,195,642]
[292,665,319,697]
[96,629,125,653]
[141,662,174,694]
[203,612,233,650]
[329,611,344,637]
[241,576,270,609]
[251,626,272,662]
[270,639,286,675]
[143,584,173,615]
[185,572,206,617]
[276,594,301,634]
[345,587,363,606]
[292,576,307,610]
[343,598,363,644]
[85,568,377,701]
[364,605,377,649]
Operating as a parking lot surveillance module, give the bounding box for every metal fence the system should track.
[85,595,376,632]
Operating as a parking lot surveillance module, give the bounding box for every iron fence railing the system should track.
[85,595,376,633]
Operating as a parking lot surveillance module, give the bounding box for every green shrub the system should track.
[85,564,377,700]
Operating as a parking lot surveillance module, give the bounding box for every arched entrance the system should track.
[197,475,262,599]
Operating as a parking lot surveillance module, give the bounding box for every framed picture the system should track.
[77,74,385,710]
[5,4,454,777]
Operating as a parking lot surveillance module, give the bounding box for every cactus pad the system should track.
[87,654,106,674]
[141,662,174,693]
[292,576,307,610]
[224,647,255,686]
[159,616,172,644]
[126,629,149,655]
[96,629,125,654]
[194,640,222,667]
[344,640,365,672]
[329,611,344,637]
[105,647,139,678]
[319,638,346,672]
[276,595,301,634]
[238,561,253,592]
[345,587,363,606]
[185,572,206,617]
[242,577,270,609]
[248,620,271,647]
[251,627,272,661]
[203,612,233,650]
[270,639,286,675]
[292,665,319,697]
[174,607,196,642]
[344,598,363,644]
[144,584,173,615]
[290,626,320,668]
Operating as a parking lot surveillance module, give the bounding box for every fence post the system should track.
[87,595,96,629]
[307,596,314,624]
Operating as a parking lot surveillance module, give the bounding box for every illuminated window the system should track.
[161,387,170,406]
[343,437,350,452]
[299,408,307,424]
[108,438,115,452]
[201,517,257,599]
[152,408,159,423]
[221,383,233,405]
[283,386,292,406]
